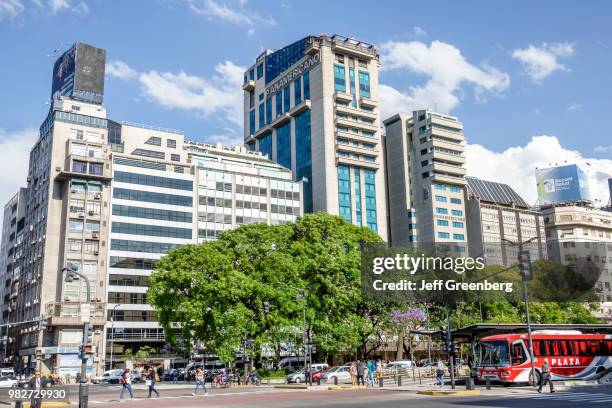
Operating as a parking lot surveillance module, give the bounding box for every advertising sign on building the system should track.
[51,43,105,104]
[535,164,591,204]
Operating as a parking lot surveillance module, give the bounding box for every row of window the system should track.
[437,220,464,228]
[437,232,465,240]
[68,219,100,233]
[69,199,101,215]
[109,256,157,270]
[114,171,193,191]
[111,222,192,239]
[108,292,148,305]
[434,184,462,192]
[113,188,193,207]
[436,207,463,216]
[67,239,99,253]
[106,310,157,322]
[110,239,182,254]
[531,339,612,357]
[434,195,462,204]
[109,274,150,287]
[112,204,192,223]
[72,161,104,176]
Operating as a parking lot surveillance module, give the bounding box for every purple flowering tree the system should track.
[390,308,427,361]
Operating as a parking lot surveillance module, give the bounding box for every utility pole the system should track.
[63,266,92,408]
[502,237,537,386]
[445,305,455,389]
[109,304,121,370]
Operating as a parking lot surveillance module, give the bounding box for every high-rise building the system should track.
[0,42,304,375]
[0,189,28,364]
[384,110,467,251]
[242,35,387,238]
[464,176,546,266]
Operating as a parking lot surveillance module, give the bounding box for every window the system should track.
[72,160,87,173]
[112,222,192,239]
[87,146,102,158]
[170,154,180,162]
[113,205,192,223]
[450,198,462,204]
[303,72,310,100]
[275,92,282,117]
[436,207,448,215]
[451,209,463,216]
[438,232,450,239]
[249,68,254,81]
[71,143,87,156]
[114,171,193,191]
[67,239,81,252]
[334,64,346,92]
[258,103,265,129]
[84,239,99,254]
[132,149,165,160]
[435,195,447,202]
[68,219,83,233]
[86,201,100,215]
[437,220,449,226]
[249,109,255,134]
[167,139,176,148]
[421,160,429,167]
[70,128,84,140]
[434,184,446,190]
[84,131,99,142]
[283,85,291,112]
[111,239,182,254]
[89,163,103,175]
[449,186,461,193]
[453,234,465,240]
[82,262,97,274]
[294,78,301,105]
[256,63,263,79]
[85,221,100,233]
[358,71,370,98]
[452,221,464,228]
[145,136,162,146]
[70,199,85,213]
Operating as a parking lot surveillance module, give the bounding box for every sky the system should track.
[0,0,611,214]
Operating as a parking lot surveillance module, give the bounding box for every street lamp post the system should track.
[290,287,309,385]
[501,236,538,386]
[62,266,92,408]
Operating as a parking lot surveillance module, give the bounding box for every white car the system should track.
[92,369,123,384]
[386,360,413,369]
[320,366,351,384]
[0,376,18,388]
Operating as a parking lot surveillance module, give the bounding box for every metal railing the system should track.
[121,121,184,135]
[45,301,106,318]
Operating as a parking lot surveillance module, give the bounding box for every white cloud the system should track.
[107,60,245,127]
[379,40,510,119]
[187,0,276,26]
[0,0,25,19]
[247,28,255,38]
[512,42,574,81]
[567,103,582,111]
[106,61,138,80]
[0,128,37,232]
[412,26,427,37]
[48,0,69,13]
[594,145,612,153]
[466,135,612,206]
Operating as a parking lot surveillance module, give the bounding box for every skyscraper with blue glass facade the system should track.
[242,35,388,239]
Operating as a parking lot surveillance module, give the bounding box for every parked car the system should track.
[310,363,329,372]
[0,376,18,388]
[276,357,307,371]
[0,368,15,377]
[418,358,435,367]
[286,369,307,384]
[91,369,123,384]
[320,366,351,384]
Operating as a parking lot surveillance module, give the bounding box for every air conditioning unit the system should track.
[55,166,61,172]
[88,210,95,216]
[71,188,77,193]
[94,193,101,200]
[94,329,101,335]
[78,213,85,218]
[93,250,99,255]
[92,232,99,239]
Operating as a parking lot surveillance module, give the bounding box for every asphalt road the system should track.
[63,383,612,407]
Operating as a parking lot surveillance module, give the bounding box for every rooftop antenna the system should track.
[46,42,66,58]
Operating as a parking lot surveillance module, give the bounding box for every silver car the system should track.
[286,369,306,383]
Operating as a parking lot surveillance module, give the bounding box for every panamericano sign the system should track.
[265,53,320,98]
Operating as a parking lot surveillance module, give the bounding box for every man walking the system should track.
[28,370,43,408]
[146,366,160,398]
[192,367,209,396]
[436,359,445,387]
[356,359,365,386]
[538,359,555,393]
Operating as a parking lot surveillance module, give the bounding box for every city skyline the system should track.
[1,0,612,215]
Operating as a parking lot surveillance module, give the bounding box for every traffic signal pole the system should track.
[446,305,455,389]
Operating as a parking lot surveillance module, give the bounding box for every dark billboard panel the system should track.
[51,43,105,105]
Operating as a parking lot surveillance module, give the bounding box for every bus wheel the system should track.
[596,366,605,375]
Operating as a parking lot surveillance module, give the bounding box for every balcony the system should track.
[336,156,379,170]
[359,97,377,109]
[242,80,255,91]
[432,172,467,186]
[335,104,377,121]
[330,35,378,60]
[107,331,166,343]
[431,137,465,153]
[334,92,353,104]
[250,100,312,138]
[336,142,380,156]
[335,130,379,145]
[335,117,378,133]
[45,301,107,327]
[432,162,466,176]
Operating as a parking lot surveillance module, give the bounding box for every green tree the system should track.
[134,346,155,361]
[122,348,134,362]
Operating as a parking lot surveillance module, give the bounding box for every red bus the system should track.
[476,331,612,384]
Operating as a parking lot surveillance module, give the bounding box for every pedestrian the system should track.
[146,366,160,398]
[436,359,445,387]
[349,361,357,386]
[192,367,209,396]
[119,369,134,401]
[171,368,178,384]
[28,370,43,408]
[537,359,555,393]
[356,359,365,386]
[365,360,374,387]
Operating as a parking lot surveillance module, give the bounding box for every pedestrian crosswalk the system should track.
[512,391,612,404]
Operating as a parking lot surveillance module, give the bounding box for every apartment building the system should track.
[384,110,467,251]
[243,34,387,238]
[465,176,546,266]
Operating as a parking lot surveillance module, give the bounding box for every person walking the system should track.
[119,369,134,401]
[146,366,160,398]
[192,367,209,396]
[349,361,357,386]
[436,359,446,387]
[28,370,43,408]
[366,360,375,387]
[538,359,555,393]
[356,360,365,386]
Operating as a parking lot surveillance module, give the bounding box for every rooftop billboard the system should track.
[535,164,590,205]
[51,43,105,105]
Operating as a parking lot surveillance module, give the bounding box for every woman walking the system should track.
[119,369,134,401]
[146,366,160,398]
[349,361,357,386]
[436,359,446,387]
[192,367,209,396]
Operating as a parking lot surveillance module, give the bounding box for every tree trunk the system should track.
[396,328,404,360]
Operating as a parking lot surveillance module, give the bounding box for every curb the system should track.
[327,386,368,391]
[417,390,481,397]
[20,403,71,408]
[273,384,309,390]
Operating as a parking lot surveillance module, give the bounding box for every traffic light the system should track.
[440,328,453,354]
[38,315,49,331]
[83,323,93,345]
[517,250,533,281]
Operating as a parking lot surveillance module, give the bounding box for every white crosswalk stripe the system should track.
[512,392,612,403]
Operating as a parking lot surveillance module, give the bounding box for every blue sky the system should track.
[1,0,611,206]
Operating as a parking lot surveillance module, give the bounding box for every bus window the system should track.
[511,342,527,366]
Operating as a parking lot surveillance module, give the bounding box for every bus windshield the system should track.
[476,341,510,367]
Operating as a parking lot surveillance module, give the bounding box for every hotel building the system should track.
[464,176,546,266]
[242,34,387,238]
[384,110,468,251]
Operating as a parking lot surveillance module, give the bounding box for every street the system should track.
[60,382,612,407]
